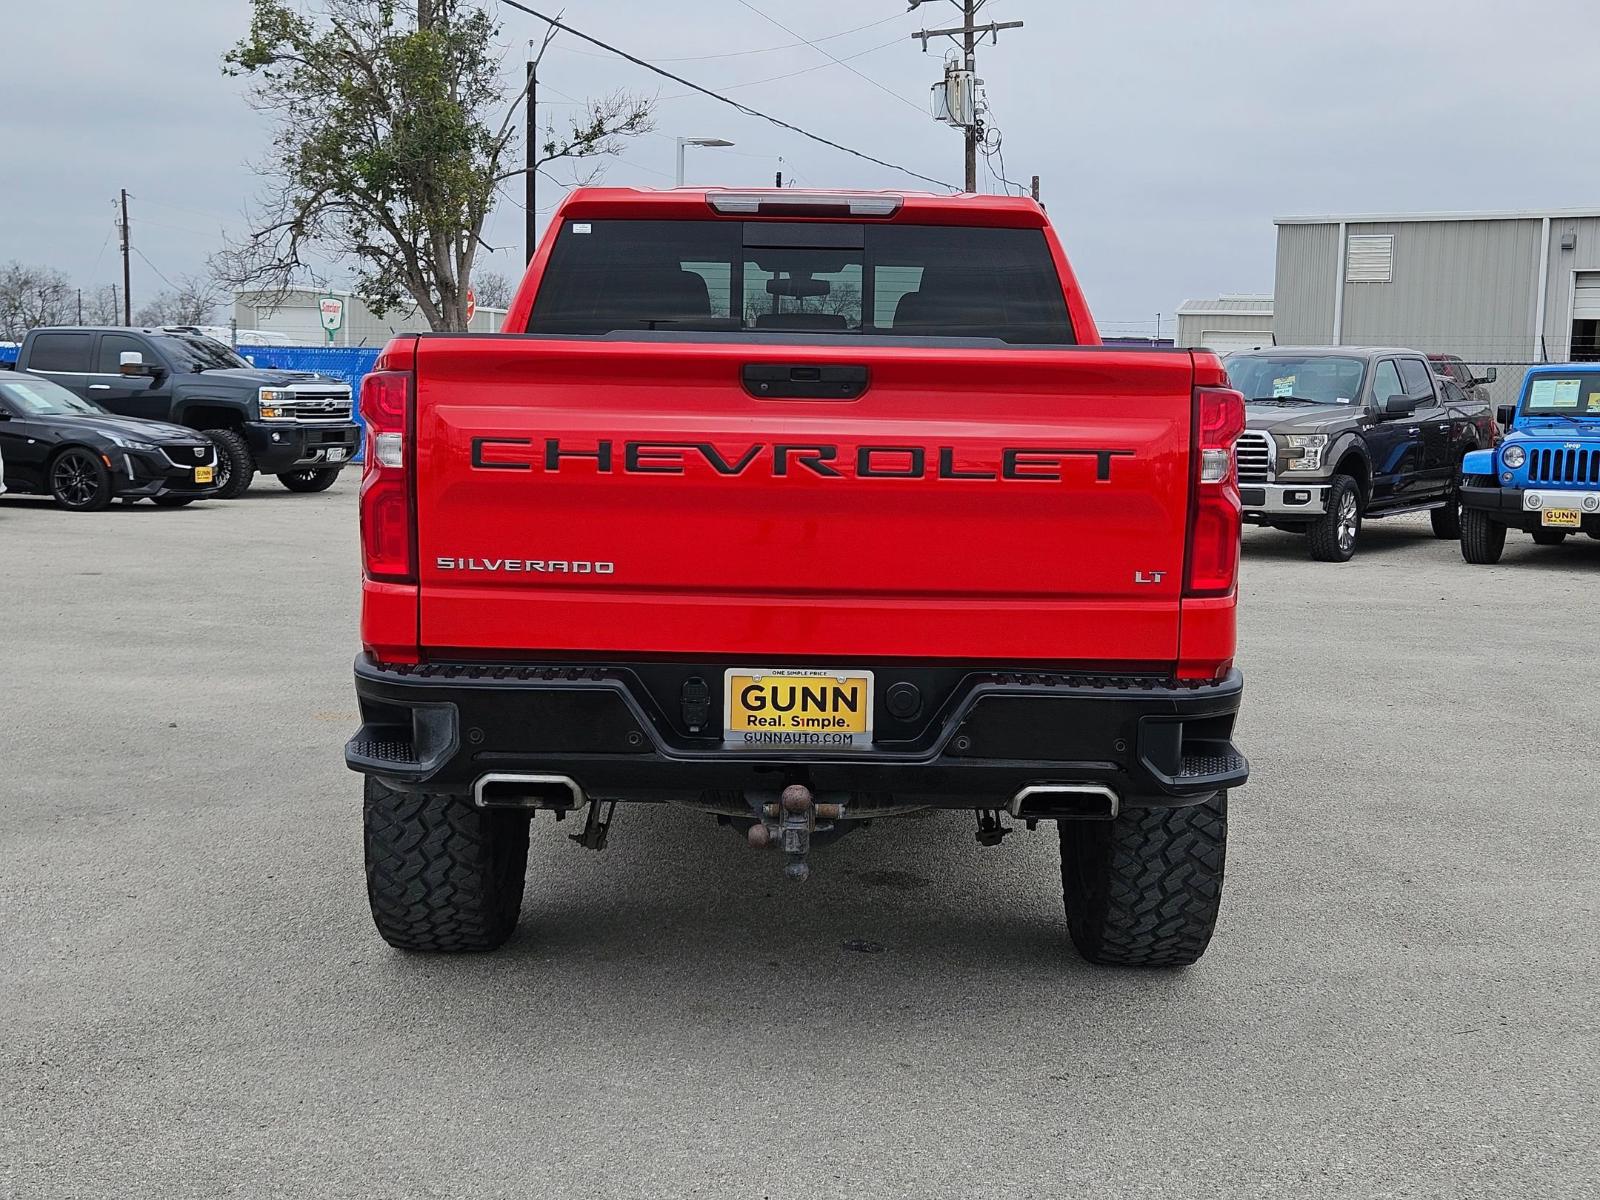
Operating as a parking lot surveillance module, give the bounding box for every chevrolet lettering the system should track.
[471,437,1135,482]
[347,186,1249,969]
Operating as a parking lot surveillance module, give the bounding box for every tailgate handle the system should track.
[742,363,869,401]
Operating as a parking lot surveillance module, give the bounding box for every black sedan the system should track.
[0,371,221,510]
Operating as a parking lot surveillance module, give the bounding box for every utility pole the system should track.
[76,288,83,324]
[119,189,132,326]
[525,56,537,262]
[911,0,1023,193]
[961,1,977,193]
[1030,175,1040,202]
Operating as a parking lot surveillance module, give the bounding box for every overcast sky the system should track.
[4,0,1596,335]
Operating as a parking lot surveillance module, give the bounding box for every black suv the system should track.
[12,327,358,498]
[1225,347,1499,561]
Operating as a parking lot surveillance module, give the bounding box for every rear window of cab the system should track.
[527,219,1075,345]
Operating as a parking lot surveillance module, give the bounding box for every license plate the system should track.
[1541,508,1580,528]
[194,466,214,484]
[723,668,874,749]
[325,448,347,463]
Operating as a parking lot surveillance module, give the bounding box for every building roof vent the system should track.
[1346,234,1394,283]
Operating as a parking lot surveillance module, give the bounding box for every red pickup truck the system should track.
[347,187,1248,967]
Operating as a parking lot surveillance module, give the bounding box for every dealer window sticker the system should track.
[1529,379,1583,410]
[1272,374,1297,398]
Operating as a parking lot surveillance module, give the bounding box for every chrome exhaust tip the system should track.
[472,773,587,811]
[1009,783,1119,821]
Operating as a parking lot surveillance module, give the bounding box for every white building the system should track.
[1175,295,1274,354]
[232,287,507,347]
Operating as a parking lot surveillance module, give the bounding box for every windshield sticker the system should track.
[1272,374,1297,398]
[1530,378,1581,409]
[1336,396,1352,405]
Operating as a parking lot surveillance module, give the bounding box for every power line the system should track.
[655,34,907,102]
[131,245,181,293]
[554,12,906,63]
[732,0,924,114]
[140,196,237,223]
[978,112,1027,197]
[494,0,956,191]
[89,222,116,278]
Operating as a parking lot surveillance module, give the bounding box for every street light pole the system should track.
[675,137,736,187]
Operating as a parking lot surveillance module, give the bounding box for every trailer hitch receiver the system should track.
[746,783,845,881]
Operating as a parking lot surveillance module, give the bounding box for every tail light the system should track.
[1185,386,1246,597]
[359,370,415,582]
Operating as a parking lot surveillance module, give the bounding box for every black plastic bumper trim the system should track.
[345,655,1248,805]
[246,422,360,472]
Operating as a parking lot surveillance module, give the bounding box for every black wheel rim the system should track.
[289,470,317,482]
[214,445,232,489]
[52,452,100,507]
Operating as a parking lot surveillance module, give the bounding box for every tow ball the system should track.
[747,783,845,882]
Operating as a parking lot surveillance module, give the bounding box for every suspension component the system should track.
[974,808,1012,847]
[569,799,616,851]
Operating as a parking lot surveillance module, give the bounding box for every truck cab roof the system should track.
[1230,346,1430,360]
[549,186,1051,228]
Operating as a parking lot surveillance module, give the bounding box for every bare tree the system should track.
[0,262,75,340]
[134,274,223,327]
[220,0,652,331]
[82,286,123,326]
[470,268,513,310]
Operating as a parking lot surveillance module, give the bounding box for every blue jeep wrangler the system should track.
[1459,365,1600,563]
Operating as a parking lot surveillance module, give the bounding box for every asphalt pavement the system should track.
[2,482,1594,1199]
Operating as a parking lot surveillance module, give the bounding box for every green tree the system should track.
[221,0,652,330]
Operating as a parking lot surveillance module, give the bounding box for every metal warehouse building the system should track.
[1272,208,1600,400]
[1175,295,1274,354]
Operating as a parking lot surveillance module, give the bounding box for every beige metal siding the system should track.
[1272,224,1340,345]
[1543,218,1600,359]
[1335,219,1541,362]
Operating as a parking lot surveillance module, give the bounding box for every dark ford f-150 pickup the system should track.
[345,187,1251,968]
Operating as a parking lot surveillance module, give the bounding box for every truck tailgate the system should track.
[413,338,1197,664]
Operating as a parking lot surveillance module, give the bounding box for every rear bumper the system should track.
[345,654,1248,809]
[1240,481,1329,520]
[246,421,359,472]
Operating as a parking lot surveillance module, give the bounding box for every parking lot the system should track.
[2,484,1594,1199]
